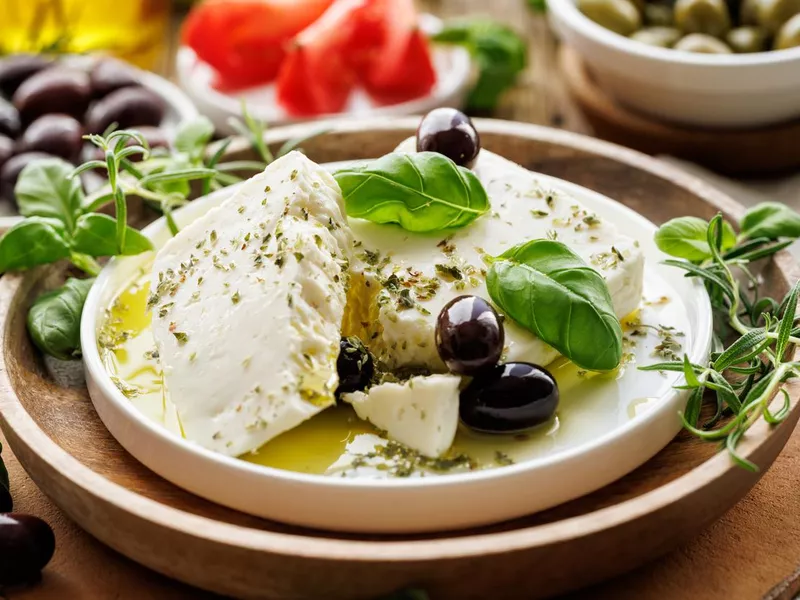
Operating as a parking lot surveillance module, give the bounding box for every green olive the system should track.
[726,25,769,50]
[739,0,762,23]
[631,26,684,46]
[578,0,643,35]
[674,32,736,50]
[674,0,733,36]
[775,12,800,47]
[757,0,800,33]
[644,3,676,25]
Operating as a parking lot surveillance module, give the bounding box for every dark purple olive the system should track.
[0,97,21,138]
[0,152,55,203]
[460,362,559,433]
[85,86,165,134]
[13,68,91,123]
[0,136,13,172]
[0,513,55,585]
[416,108,481,168]
[0,55,53,97]
[17,114,83,162]
[436,295,504,375]
[336,337,374,395]
[90,58,140,98]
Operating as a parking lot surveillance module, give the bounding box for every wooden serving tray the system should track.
[0,118,798,600]
[558,46,800,178]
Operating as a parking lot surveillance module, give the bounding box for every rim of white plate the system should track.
[81,164,713,491]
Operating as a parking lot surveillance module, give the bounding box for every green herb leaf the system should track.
[486,239,622,371]
[0,217,72,272]
[14,158,84,232]
[174,116,215,158]
[740,202,800,240]
[682,354,701,387]
[335,152,490,232]
[527,0,548,11]
[775,281,800,359]
[654,216,735,262]
[71,214,153,257]
[433,20,527,111]
[27,277,95,361]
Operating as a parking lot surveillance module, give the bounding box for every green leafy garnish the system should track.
[644,204,800,470]
[27,277,95,361]
[486,239,622,371]
[335,152,490,233]
[432,20,527,111]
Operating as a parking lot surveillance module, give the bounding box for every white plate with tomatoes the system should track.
[176,0,472,133]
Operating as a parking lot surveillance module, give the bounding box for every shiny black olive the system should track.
[460,362,559,433]
[416,108,481,167]
[436,295,504,375]
[0,97,21,138]
[17,114,83,162]
[85,86,165,134]
[0,152,56,203]
[0,135,13,172]
[0,513,55,586]
[90,58,140,98]
[13,68,92,124]
[0,55,52,97]
[336,336,374,395]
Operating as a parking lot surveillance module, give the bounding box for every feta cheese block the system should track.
[343,140,645,371]
[343,375,461,458]
[149,151,352,456]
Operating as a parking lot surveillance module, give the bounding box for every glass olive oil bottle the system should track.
[0,0,171,70]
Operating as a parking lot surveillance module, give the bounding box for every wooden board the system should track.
[0,118,798,600]
[559,46,800,178]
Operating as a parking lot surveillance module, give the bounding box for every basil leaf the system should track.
[174,116,215,159]
[0,217,71,272]
[433,20,527,111]
[654,216,735,262]
[71,214,153,257]
[335,152,490,232]
[14,158,84,232]
[487,239,623,371]
[740,202,800,240]
[27,277,95,361]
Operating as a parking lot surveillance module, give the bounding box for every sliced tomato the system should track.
[181,0,334,91]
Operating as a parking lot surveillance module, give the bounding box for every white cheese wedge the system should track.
[342,374,461,458]
[344,141,645,371]
[150,151,352,456]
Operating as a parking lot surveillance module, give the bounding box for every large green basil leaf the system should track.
[655,216,735,262]
[71,214,153,257]
[0,217,72,272]
[335,152,489,232]
[27,277,95,361]
[740,202,800,241]
[487,239,622,371]
[14,158,84,232]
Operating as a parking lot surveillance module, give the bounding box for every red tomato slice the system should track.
[182,0,334,91]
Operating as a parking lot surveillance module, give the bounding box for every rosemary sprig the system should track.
[645,206,800,470]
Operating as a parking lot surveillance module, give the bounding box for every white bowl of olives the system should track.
[548,0,800,127]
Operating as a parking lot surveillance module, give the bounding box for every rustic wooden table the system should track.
[2,1,800,599]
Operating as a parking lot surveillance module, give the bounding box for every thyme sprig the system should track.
[643,205,800,470]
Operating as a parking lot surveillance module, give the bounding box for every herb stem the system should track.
[69,253,102,276]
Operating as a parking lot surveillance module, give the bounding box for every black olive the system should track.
[90,58,140,98]
[0,97,21,138]
[460,362,559,433]
[0,135,13,172]
[336,337,374,395]
[436,295,504,375]
[0,55,53,97]
[13,68,92,124]
[416,108,481,167]
[0,152,56,203]
[17,114,83,162]
[85,86,165,134]
[0,513,55,586]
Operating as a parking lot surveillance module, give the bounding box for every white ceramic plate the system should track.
[81,162,712,533]
[175,14,473,135]
[0,56,198,232]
